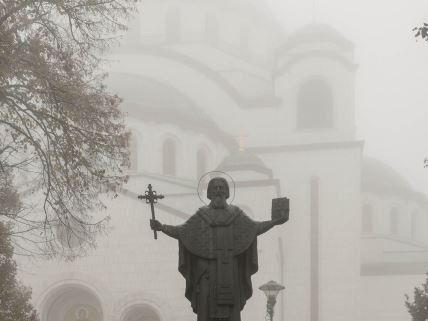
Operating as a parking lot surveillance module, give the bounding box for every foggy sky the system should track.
[268,0,428,196]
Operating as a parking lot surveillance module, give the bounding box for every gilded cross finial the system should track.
[236,129,248,152]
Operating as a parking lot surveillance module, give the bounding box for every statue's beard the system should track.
[210,195,227,209]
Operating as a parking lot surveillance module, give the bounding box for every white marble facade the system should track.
[17,1,428,321]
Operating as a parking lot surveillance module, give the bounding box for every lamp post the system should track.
[259,280,285,321]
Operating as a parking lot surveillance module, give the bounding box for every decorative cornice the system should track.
[125,172,196,190]
[362,234,428,250]
[248,140,364,154]
[234,179,282,197]
[217,163,273,179]
[119,178,281,219]
[361,262,428,276]
[362,184,428,207]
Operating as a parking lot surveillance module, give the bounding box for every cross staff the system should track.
[138,184,164,239]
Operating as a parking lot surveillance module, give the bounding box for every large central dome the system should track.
[106,72,237,150]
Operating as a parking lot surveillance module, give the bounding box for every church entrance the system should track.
[121,304,161,321]
[43,285,103,321]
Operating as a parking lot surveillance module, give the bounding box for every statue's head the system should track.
[207,177,230,200]
[207,177,229,208]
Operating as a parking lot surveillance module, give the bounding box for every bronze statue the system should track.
[150,177,289,321]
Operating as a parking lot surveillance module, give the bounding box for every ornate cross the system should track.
[138,184,164,239]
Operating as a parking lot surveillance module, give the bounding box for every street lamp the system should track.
[259,280,285,321]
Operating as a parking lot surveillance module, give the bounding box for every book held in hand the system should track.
[271,197,289,222]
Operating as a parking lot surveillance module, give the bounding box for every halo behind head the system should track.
[197,171,236,205]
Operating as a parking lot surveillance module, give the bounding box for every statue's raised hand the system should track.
[271,197,289,225]
[150,219,163,231]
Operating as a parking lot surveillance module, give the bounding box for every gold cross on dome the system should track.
[236,129,248,152]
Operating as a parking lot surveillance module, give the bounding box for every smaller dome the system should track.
[362,157,427,204]
[280,23,354,53]
[217,150,272,178]
[362,157,411,192]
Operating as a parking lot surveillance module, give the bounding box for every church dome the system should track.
[362,157,427,203]
[106,73,237,150]
[280,23,354,53]
[217,150,272,178]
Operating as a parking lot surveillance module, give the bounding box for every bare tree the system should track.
[0,0,136,259]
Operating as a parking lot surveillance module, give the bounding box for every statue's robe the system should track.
[177,205,259,321]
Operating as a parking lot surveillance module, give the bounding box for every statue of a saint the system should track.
[150,177,289,321]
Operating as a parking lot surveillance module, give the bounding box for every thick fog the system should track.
[11,1,428,321]
[269,0,428,195]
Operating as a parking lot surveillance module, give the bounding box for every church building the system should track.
[18,1,428,321]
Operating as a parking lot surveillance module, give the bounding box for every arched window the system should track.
[55,218,86,250]
[411,210,418,239]
[197,149,207,180]
[165,7,181,42]
[390,207,399,235]
[362,204,373,234]
[163,139,176,176]
[128,132,139,172]
[205,12,219,45]
[121,304,160,321]
[240,24,250,58]
[297,78,333,129]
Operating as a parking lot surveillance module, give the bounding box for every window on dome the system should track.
[163,139,176,176]
[390,207,399,235]
[297,78,333,129]
[165,6,181,42]
[197,149,207,180]
[205,12,219,46]
[55,218,87,250]
[361,204,373,234]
